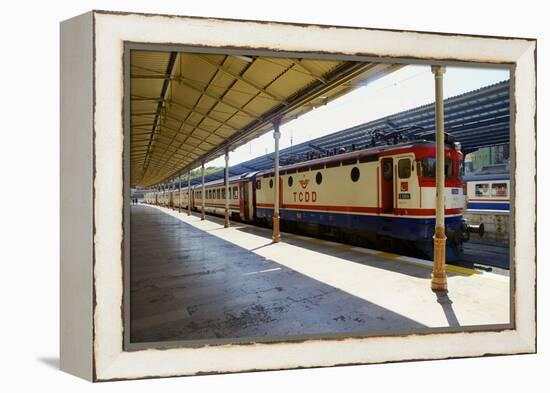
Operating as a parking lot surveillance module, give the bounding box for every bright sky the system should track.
[207,64,509,168]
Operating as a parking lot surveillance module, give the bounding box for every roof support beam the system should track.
[290,59,328,84]
[168,97,244,130]
[196,55,289,105]
[130,74,169,79]
[140,52,179,180]
[163,112,226,143]
[174,76,259,119]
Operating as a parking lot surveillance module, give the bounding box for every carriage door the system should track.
[241,182,250,220]
[380,158,394,213]
[396,155,414,212]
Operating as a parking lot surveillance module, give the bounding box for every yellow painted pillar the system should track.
[187,169,191,216]
[431,65,448,292]
[272,119,281,243]
[224,149,230,228]
[178,175,182,212]
[201,162,205,220]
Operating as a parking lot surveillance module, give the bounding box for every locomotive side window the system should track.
[383,161,393,180]
[445,158,454,178]
[420,157,455,178]
[475,183,490,197]
[421,157,436,178]
[288,176,293,187]
[316,172,323,184]
[350,167,360,182]
[491,183,508,197]
[398,158,411,179]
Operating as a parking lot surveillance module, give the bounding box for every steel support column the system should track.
[169,182,173,209]
[224,149,230,228]
[178,175,182,212]
[201,162,205,220]
[187,169,191,216]
[170,182,173,209]
[431,65,447,292]
[272,119,281,243]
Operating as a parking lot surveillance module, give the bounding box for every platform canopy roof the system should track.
[130,50,403,187]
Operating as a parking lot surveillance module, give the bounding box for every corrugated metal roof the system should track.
[169,80,510,188]
[130,50,403,187]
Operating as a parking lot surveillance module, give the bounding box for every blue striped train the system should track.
[464,164,510,212]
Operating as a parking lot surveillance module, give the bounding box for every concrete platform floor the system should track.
[130,204,510,344]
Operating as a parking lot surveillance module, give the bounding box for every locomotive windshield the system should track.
[420,157,455,179]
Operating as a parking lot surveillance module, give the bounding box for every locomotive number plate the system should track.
[398,193,411,200]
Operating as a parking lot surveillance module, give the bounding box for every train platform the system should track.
[130,204,510,344]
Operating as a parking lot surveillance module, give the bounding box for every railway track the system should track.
[458,240,509,275]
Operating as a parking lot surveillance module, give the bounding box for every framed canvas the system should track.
[60,10,536,381]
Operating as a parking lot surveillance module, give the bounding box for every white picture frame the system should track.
[60,10,536,381]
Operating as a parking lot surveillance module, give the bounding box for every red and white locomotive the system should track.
[145,139,470,260]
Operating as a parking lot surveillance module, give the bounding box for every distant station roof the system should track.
[173,80,510,188]
[130,50,403,187]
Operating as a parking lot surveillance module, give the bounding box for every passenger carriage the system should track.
[170,186,192,210]
[189,174,256,220]
[464,164,510,211]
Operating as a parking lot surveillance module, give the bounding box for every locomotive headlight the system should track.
[453,142,461,151]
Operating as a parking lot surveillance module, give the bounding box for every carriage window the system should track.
[475,183,490,197]
[383,161,393,181]
[350,167,360,182]
[217,189,221,199]
[420,157,435,178]
[288,176,293,187]
[445,158,454,178]
[420,157,455,178]
[256,180,261,190]
[269,179,274,188]
[398,159,411,179]
[316,172,323,185]
[222,189,226,199]
[233,187,238,199]
[491,183,508,197]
